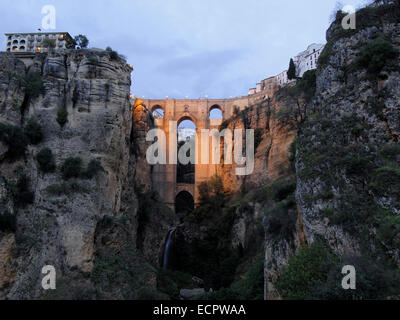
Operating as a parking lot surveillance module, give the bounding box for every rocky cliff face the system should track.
[265,4,400,300]
[219,91,298,194]
[0,49,166,299]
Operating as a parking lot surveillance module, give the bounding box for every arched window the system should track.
[19,46,25,51]
[175,191,194,215]
[152,106,164,119]
[177,118,196,184]
[209,105,223,120]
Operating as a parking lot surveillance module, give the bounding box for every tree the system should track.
[42,38,56,50]
[74,35,89,49]
[287,58,297,80]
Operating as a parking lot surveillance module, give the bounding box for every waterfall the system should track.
[162,230,175,269]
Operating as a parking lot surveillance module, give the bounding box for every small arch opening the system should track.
[177,118,196,184]
[152,106,164,119]
[175,191,194,216]
[209,105,223,120]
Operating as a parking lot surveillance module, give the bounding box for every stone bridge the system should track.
[141,90,276,212]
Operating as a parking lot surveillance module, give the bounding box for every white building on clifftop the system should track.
[248,43,325,96]
[5,31,75,53]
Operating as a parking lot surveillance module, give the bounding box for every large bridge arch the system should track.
[175,190,195,216]
[142,97,251,211]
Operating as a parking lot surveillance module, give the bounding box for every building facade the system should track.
[294,43,325,77]
[248,43,325,96]
[5,32,75,53]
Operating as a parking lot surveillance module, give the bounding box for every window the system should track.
[152,106,164,119]
[209,105,223,120]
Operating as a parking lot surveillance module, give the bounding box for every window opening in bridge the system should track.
[152,106,164,119]
[175,191,194,216]
[209,105,223,120]
[177,119,196,184]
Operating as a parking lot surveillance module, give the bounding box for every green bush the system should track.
[42,38,56,49]
[60,157,82,180]
[276,242,337,300]
[82,159,104,179]
[157,269,194,300]
[56,108,68,127]
[0,123,28,159]
[197,258,264,300]
[297,69,316,101]
[265,202,297,241]
[310,255,400,300]
[318,41,334,68]
[24,118,43,145]
[106,47,120,60]
[355,37,399,74]
[88,55,98,64]
[230,258,264,300]
[0,210,16,232]
[7,173,35,208]
[36,148,56,173]
[24,72,44,98]
[274,182,297,202]
[380,143,400,160]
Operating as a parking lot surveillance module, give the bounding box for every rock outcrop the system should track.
[0,49,163,299]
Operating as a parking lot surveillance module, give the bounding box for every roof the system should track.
[5,31,72,36]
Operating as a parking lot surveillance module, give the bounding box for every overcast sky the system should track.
[1,0,368,99]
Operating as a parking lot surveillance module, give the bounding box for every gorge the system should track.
[1,1,400,300]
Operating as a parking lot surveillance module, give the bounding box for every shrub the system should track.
[0,210,16,233]
[24,118,43,145]
[274,182,297,202]
[380,143,400,160]
[276,242,337,300]
[42,38,56,49]
[74,35,89,49]
[106,47,120,60]
[297,69,316,101]
[60,157,82,180]
[265,203,297,241]
[56,108,68,127]
[157,269,194,300]
[318,41,334,68]
[82,159,104,179]
[197,258,264,301]
[7,173,35,208]
[24,72,44,98]
[0,123,28,159]
[310,255,400,300]
[230,258,264,300]
[88,55,98,64]
[355,37,399,74]
[36,148,56,173]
